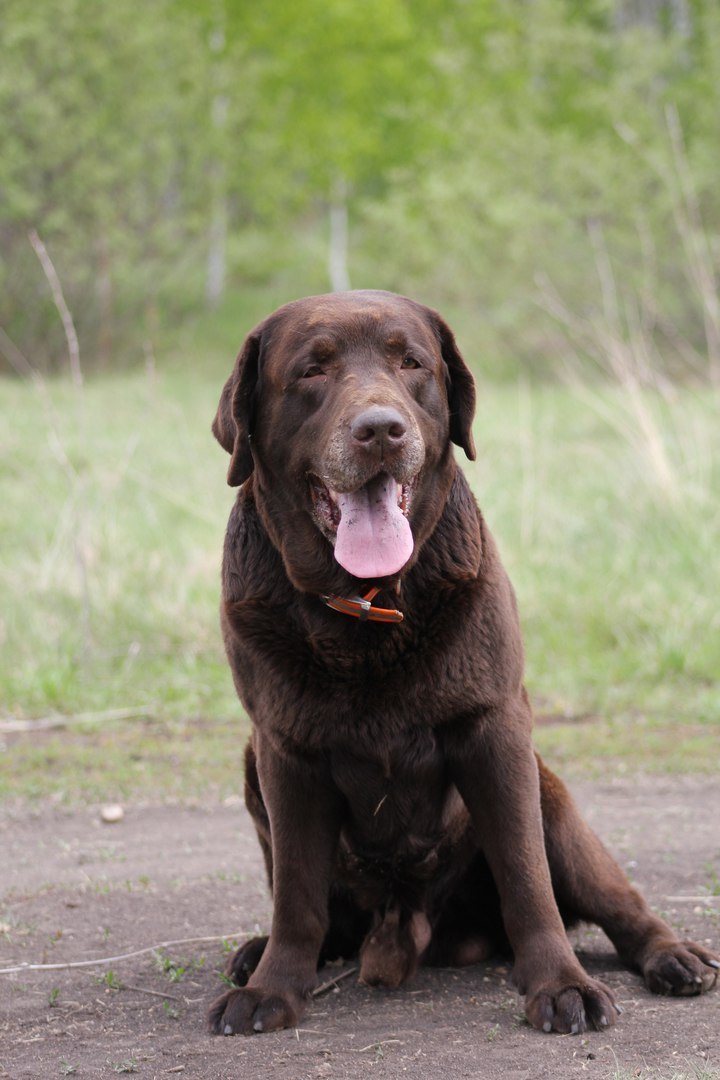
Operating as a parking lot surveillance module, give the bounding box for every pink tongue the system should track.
[334,474,414,579]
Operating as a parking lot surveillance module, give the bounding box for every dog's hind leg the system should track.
[423,849,508,969]
[226,935,270,987]
[538,755,719,996]
[358,904,431,988]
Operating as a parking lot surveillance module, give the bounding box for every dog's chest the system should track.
[329,728,469,909]
[330,728,452,852]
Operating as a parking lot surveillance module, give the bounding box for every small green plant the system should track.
[163,1000,180,1020]
[97,969,122,990]
[215,970,236,988]
[704,864,720,897]
[113,1060,138,1074]
[48,986,61,1008]
[152,950,187,983]
[59,1063,78,1076]
[486,1023,500,1042]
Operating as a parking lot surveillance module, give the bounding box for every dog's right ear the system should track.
[212,331,261,487]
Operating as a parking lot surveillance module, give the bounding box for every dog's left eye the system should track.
[401,355,421,370]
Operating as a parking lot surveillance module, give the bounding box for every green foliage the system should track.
[153,950,187,983]
[112,1061,138,1075]
[0,0,211,370]
[162,999,180,1020]
[1,4,720,803]
[352,0,720,374]
[240,0,444,194]
[98,969,123,990]
[2,0,720,373]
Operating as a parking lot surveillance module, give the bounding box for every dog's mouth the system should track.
[309,472,415,580]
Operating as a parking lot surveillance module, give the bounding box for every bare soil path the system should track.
[1,776,719,1080]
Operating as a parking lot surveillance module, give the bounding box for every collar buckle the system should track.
[320,586,404,624]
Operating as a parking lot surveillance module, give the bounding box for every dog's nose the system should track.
[351,406,407,449]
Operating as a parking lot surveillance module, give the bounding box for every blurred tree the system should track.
[1,0,718,375]
[350,0,720,377]
[233,0,447,290]
[0,0,210,370]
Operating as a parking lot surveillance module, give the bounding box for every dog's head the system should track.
[213,291,476,592]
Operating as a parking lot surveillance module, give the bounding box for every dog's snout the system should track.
[351,406,407,448]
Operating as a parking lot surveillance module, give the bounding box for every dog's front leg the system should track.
[444,695,619,1035]
[209,733,342,1036]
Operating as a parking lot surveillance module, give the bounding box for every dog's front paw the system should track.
[525,977,620,1035]
[642,939,719,996]
[208,986,305,1036]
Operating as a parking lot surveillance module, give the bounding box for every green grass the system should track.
[466,380,720,775]
[1,343,719,804]
[0,361,237,722]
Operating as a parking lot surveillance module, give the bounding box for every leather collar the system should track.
[320,586,403,623]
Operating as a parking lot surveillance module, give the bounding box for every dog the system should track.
[208,290,718,1037]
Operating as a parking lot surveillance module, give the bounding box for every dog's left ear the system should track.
[432,312,477,461]
[212,330,261,486]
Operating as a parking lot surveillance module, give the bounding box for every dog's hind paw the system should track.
[642,939,719,996]
[224,935,269,987]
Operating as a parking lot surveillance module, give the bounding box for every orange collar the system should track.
[320,586,403,624]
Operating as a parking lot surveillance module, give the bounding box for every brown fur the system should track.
[208,291,718,1038]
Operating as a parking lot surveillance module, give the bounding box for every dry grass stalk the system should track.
[26,229,92,655]
[664,103,720,384]
[536,267,680,504]
[28,229,83,387]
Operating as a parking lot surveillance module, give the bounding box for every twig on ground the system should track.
[351,1039,403,1054]
[117,984,183,1002]
[0,932,250,976]
[664,895,720,903]
[312,966,358,997]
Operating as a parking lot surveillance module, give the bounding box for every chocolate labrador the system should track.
[208,290,718,1037]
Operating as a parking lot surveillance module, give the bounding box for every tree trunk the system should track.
[96,232,112,368]
[205,23,228,310]
[328,175,351,292]
[206,170,227,310]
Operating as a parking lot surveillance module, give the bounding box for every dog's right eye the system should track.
[301,365,326,380]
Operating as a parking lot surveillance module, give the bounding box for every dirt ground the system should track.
[1,776,718,1080]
